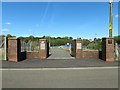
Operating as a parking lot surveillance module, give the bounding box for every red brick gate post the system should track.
[75,39,82,59]
[71,39,82,59]
[102,37,114,62]
[7,38,21,62]
[39,39,49,59]
[71,40,76,57]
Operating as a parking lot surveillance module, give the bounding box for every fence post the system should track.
[8,38,21,62]
[102,37,114,62]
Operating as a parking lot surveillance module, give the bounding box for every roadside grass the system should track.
[0,54,5,60]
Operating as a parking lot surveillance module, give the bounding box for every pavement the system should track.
[1,59,118,68]
[2,67,118,88]
[1,48,119,68]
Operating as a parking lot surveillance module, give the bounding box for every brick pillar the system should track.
[102,37,114,62]
[39,39,49,59]
[76,39,82,59]
[8,38,21,62]
[71,40,76,57]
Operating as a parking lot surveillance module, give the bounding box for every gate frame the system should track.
[0,36,7,60]
[71,38,115,62]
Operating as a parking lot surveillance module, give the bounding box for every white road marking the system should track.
[0,66,119,70]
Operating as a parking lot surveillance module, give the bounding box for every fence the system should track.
[82,44,102,51]
[21,40,39,52]
[115,43,120,61]
[0,36,6,60]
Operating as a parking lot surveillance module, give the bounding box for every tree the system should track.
[6,34,16,38]
[114,36,120,44]
[0,35,5,37]
[69,37,73,40]
[82,39,90,46]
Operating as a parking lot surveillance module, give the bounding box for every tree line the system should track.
[1,34,120,50]
[3,34,73,46]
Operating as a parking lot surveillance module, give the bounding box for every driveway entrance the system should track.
[47,48,75,59]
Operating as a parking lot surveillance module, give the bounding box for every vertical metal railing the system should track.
[20,40,39,52]
[115,43,119,61]
[0,36,7,60]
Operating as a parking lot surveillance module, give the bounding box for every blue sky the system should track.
[2,2,118,39]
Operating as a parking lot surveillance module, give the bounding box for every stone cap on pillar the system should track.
[39,39,49,43]
[102,37,114,44]
[76,38,81,40]
[102,37,114,39]
[39,39,47,40]
[73,39,82,41]
[8,37,19,40]
[76,39,82,43]
[39,39,48,42]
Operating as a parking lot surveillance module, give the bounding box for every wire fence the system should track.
[115,43,120,61]
[82,46,101,51]
[21,40,39,52]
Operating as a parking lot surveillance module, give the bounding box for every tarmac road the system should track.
[2,67,118,88]
[48,48,75,59]
[1,48,119,88]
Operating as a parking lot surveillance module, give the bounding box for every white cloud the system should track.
[115,14,119,18]
[5,22,11,25]
[1,29,10,32]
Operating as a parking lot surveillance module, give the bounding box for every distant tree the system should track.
[86,38,102,50]
[0,35,5,37]
[18,36,73,46]
[114,36,120,44]
[82,39,90,46]
[29,35,35,41]
[77,37,81,39]
[18,36,24,40]
[6,34,16,38]
[42,36,45,38]
[87,43,102,50]
[57,37,61,39]
[69,37,73,40]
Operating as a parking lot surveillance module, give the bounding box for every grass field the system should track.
[0,48,5,60]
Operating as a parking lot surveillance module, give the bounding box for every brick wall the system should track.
[27,51,39,59]
[20,51,26,61]
[102,38,114,62]
[39,39,49,59]
[82,50,99,59]
[71,40,76,57]
[7,38,21,62]
[76,39,82,59]
[71,39,100,59]
[27,39,49,59]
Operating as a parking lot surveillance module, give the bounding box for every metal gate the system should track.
[0,36,7,60]
[115,43,119,61]
[21,40,39,52]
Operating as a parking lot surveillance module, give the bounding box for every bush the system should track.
[87,42,102,50]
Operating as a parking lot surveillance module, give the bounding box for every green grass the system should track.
[0,54,5,60]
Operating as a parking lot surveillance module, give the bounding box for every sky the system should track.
[2,2,119,39]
